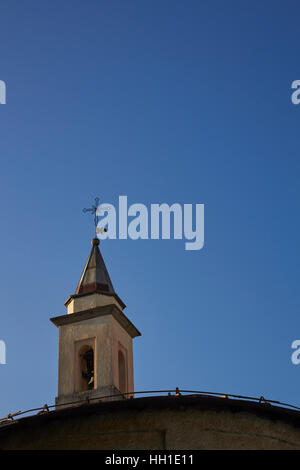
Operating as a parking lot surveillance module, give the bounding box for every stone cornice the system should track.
[50,304,141,338]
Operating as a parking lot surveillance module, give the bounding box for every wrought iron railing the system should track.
[1,388,299,425]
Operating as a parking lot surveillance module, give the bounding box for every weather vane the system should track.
[83,197,100,236]
[82,197,109,237]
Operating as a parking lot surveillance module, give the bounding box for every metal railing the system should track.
[1,388,300,425]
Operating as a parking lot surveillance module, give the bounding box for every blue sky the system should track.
[0,0,300,417]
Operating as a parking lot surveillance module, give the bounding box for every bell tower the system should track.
[51,238,141,408]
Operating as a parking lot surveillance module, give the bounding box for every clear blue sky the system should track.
[0,0,300,417]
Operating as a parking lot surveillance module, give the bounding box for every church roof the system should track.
[75,238,115,296]
[65,238,126,309]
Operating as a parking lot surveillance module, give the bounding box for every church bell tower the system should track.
[51,238,141,408]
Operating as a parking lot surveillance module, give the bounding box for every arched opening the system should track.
[79,345,94,391]
[118,350,126,394]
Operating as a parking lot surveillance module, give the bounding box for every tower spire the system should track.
[65,238,126,312]
[75,238,115,296]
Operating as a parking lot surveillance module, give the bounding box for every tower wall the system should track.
[54,309,137,408]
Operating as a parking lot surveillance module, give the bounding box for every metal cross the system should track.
[82,197,101,236]
[83,197,109,236]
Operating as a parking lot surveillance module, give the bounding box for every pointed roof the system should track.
[75,238,115,295]
[71,238,126,309]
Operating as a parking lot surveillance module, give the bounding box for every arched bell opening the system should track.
[79,345,95,392]
[118,350,126,395]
